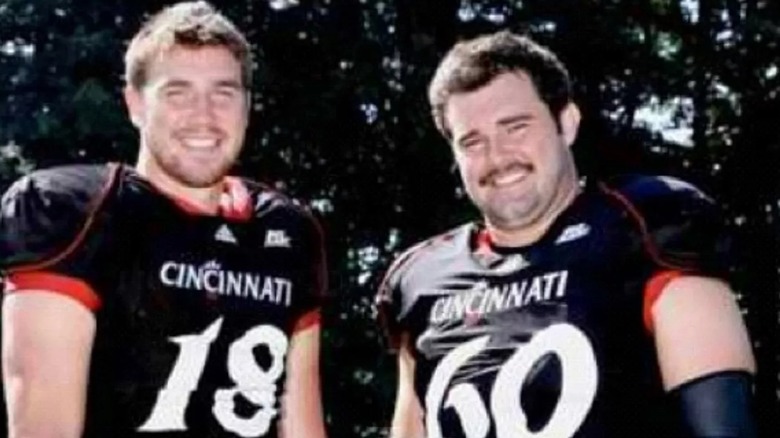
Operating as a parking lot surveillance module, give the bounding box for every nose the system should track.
[190,93,216,124]
[486,131,516,165]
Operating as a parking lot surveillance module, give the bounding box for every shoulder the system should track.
[599,174,715,215]
[596,174,719,233]
[240,178,325,249]
[242,179,316,222]
[3,163,118,208]
[381,223,472,290]
[376,224,472,346]
[597,174,727,272]
[0,163,120,269]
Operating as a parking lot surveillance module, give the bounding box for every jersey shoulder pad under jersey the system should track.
[375,224,471,347]
[0,163,118,271]
[600,174,730,276]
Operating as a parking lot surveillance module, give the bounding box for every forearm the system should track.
[390,336,425,438]
[279,396,326,438]
[390,409,425,438]
[5,373,85,438]
[280,325,327,438]
[669,370,756,438]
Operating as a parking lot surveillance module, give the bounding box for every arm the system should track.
[279,323,326,438]
[652,276,755,388]
[3,291,96,438]
[651,276,756,436]
[390,333,425,438]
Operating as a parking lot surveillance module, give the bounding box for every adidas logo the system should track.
[215,224,237,244]
[491,253,531,274]
[202,260,221,270]
[555,223,591,245]
[264,229,290,248]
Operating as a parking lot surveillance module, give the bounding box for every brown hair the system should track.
[429,30,573,139]
[124,1,252,89]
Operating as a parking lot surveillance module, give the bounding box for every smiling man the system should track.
[1,2,326,437]
[377,31,756,438]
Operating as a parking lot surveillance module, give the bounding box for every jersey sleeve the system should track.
[605,175,734,332]
[0,164,117,310]
[290,209,327,333]
[375,241,427,350]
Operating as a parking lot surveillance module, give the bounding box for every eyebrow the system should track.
[454,113,535,145]
[214,79,244,90]
[160,78,244,90]
[161,79,191,89]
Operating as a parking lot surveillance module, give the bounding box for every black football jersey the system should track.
[0,163,325,437]
[377,175,728,438]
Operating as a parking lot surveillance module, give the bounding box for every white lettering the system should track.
[157,261,293,306]
[160,262,179,286]
[429,271,569,323]
[204,270,221,294]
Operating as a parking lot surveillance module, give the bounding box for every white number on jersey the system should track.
[138,317,289,437]
[426,323,598,438]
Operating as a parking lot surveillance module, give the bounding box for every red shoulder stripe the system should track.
[643,270,683,334]
[292,308,321,333]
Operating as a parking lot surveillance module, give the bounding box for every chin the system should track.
[172,169,226,188]
[486,203,539,227]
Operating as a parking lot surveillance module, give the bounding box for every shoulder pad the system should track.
[241,179,302,218]
[602,175,729,274]
[375,224,471,349]
[0,164,117,270]
[612,174,713,208]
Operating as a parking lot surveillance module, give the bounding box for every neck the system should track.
[486,176,580,248]
[135,150,222,214]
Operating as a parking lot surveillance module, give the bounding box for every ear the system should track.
[558,102,581,148]
[123,85,145,128]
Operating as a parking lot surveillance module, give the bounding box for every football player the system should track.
[1,2,327,437]
[377,31,756,438]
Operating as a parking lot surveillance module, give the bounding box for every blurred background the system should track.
[0,0,778,436]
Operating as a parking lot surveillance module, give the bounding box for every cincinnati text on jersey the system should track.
[159,260,293,306]
[429,270,569,324]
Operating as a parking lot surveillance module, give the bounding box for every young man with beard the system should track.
[1,2,326,437]
[377,31,756,437]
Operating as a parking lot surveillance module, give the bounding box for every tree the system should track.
[1,1,778,436]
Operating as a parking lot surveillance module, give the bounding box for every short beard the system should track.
[152,149,235,188]
[480,196,542,231]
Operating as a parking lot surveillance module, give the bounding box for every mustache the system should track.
[478,162,532,186]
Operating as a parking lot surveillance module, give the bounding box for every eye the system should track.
[506,121,527,134]
[163,87,191,105]
[211,87,244,107]
[458,137,485,152]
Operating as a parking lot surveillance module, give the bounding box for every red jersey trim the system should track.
[474,228,493,255]
[5,271,102,311]
[148,175,252,222]
[643,270,684,334]
[292,308,321,333]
